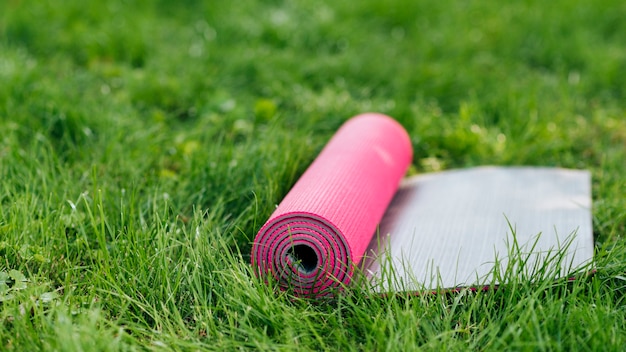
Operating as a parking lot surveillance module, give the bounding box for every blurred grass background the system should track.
[0,0,625,350]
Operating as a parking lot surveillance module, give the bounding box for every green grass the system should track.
[1,0,625,350]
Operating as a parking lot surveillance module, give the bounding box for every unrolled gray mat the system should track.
[363,166,594,292]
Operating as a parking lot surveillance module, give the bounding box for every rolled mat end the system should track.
[251,113,413,296]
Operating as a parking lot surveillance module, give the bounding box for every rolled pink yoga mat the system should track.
[252,113,413,296]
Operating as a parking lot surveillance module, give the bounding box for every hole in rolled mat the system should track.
[287,244,318,274]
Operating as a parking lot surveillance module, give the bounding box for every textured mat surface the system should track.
[251,113,413,296]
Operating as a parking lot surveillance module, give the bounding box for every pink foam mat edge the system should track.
[251,113,413,296]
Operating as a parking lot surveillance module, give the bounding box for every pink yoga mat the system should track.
[251,113,413,296]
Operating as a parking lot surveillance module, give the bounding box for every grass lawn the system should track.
[1,0,625,350]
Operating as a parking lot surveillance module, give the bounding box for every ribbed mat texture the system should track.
[251,113,413,296]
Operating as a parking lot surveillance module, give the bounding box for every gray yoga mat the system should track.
[362,166,594,292]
